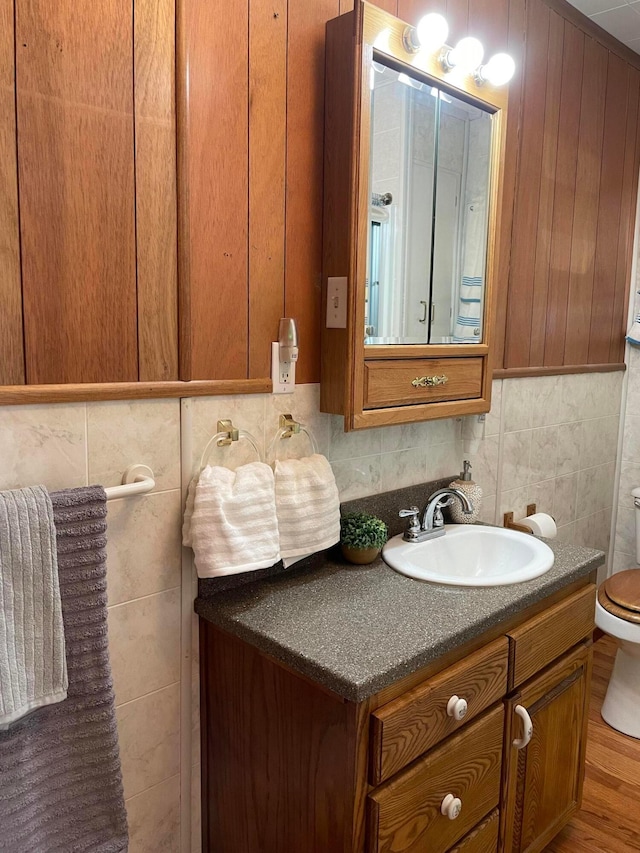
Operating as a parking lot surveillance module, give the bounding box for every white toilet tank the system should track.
[633,487,640,562]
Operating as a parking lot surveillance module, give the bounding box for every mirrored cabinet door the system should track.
[366,60,493,348]
[321,2,510,431]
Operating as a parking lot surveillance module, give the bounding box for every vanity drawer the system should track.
[363,358,483,409]
[367,705,504,853]
[370,637,509,785]
[507,584,596,688]
[449,809,499,852]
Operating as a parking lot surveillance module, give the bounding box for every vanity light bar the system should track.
[402,14,515,86]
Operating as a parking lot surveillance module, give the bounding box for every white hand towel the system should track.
[0,486,68,730]
[274,454,340,567]
[184,462,280,578]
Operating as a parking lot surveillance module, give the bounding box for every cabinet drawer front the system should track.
[450,809,499,853]
[370,637,509,784]
[368,705,504,853]
[363,358,483,409]
[507,584,596,688]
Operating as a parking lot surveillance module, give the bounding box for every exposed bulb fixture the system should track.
[403,12,449,54]
[476,52,515,86]
[442,36,484,74]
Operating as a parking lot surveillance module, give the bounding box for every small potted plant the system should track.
[340,512,388,565]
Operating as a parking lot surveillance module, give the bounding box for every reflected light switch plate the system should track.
[326,277,348,328]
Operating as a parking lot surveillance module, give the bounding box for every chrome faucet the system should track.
[399,488,474,542]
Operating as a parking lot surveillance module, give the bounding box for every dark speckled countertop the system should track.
[194,536,603,701]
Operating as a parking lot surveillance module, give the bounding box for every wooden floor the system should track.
[546,637,640,852]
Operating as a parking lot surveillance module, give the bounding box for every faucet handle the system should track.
[399,506,421,537]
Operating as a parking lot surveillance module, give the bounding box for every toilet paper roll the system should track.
[515,512,557,539]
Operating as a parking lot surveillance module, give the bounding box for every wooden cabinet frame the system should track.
[321,2,509,430]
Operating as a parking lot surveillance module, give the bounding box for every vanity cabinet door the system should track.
[501,643,592,853]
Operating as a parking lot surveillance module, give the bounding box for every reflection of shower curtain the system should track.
[453,202,485,343]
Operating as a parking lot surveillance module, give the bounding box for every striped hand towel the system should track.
[184,462,281,577]
[0,485,128,852]
[275,454,340,567]
[0,486,68,730]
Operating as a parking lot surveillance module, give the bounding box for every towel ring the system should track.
[267,414,318,463]
[198,419,262,472]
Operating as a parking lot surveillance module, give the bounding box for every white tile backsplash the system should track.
[87,399,181,490]
[0,403,87,491]
[108,587,181,706]
[117,684,181,799]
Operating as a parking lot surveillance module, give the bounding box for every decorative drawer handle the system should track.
[441,794,462,820]
[513,704,533,750]
[411,375,448,388]
[446,695,468,721]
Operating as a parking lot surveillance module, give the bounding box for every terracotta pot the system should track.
[341,544,380,565]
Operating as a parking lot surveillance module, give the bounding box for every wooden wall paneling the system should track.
[563,36,607,366]
[397,0,447,26]
[543,20,585,367]
[248,0,286,378]
[492,0,525,370]
[179,0,249,380]
[0,0,24,384]
[284,0,341,384]
[370,0,398,17]
[587,53,628,364]
[446,0,469,41]
[468,0,509,57]
[504,0,550,369]
[610,67,640,364]
[134,0,178,381]
[528,10,563,366]
[16,0,138,384]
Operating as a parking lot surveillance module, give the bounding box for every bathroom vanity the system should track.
[196,531,602,853]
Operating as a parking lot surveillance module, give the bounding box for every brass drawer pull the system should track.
[411,375,448,388]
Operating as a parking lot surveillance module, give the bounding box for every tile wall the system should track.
[612,345,640,573]
[0,399,183,852]
[0,370,623,852]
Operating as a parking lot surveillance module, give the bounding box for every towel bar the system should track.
[104,464,155,501]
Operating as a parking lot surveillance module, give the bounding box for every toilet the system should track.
[595,487,640,739]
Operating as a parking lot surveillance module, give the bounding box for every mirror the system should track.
[366,59,493,346]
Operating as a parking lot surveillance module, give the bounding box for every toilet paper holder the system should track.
[503,504,537,534]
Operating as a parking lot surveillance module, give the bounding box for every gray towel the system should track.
[0,486,129,852]
[0,486,68,729]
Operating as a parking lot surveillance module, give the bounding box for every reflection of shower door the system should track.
[367,221,381,337]
[431,169,461,341]
[405,161,433,342]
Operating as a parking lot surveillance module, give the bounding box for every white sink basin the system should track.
[382,525,555,587]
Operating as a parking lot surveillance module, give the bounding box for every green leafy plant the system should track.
[340,512,388,550]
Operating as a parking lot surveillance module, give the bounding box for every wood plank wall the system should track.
[500,0,640,372]
[0,0,178,386]
[1,0,639,389]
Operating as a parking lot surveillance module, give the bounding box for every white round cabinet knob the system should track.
[441,794,462,820]
[446,695,468,721]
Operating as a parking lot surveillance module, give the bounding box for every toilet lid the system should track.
[603,569,640,613]
[598,585,640,624]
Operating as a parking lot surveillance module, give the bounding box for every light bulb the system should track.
[373,27,392,54]
[446,36,484,73]
[415,13,449,52]
[478,52,515,86]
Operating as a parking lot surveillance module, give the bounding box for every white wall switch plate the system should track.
[326,277,348,328]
